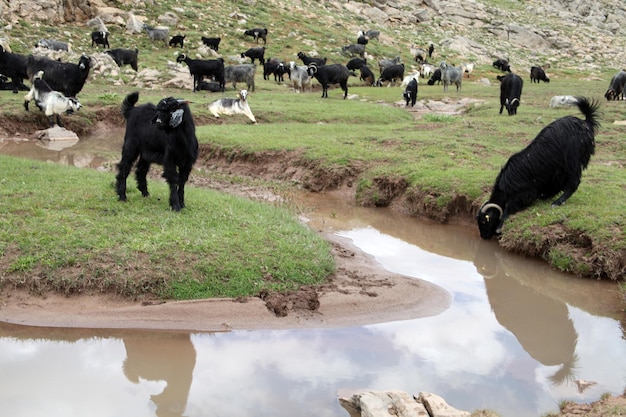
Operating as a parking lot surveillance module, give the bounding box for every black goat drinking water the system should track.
[115,92,198,212]
[477,97,600,239]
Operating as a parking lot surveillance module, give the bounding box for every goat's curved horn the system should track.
[480,203,503,217]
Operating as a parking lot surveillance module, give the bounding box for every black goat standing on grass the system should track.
[0,45,29,93]
[403,77,418,107]
[498,72,523,115]
[26,54,92,98]
[116,92,198,212]
[477,97,600,239]
[169,35,186,48]
[307,63,350,99]
[176,53,225,92]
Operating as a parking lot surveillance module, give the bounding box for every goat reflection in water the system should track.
[122,332,196,417]
[473,240,579,385]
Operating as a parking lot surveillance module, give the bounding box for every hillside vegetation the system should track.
[0,0,625,283]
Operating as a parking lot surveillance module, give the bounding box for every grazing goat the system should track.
[91,31,110,49]
[359,30,379,41]
[410,45,427,63]
[225,64,256,91]
[243,28,268,44]
[288,61,312,93]
[357,35,368,45]
[0,45,29,93]
[143,25,169,47]
[201,36,221,51]
[263,59,287,83]
[403,77,418,107]
[604,70,626,101]
[116,92,198,212]
[307,63,350,99]
[169,35,186,48]
[493,58,511,73]
[461,62,475,78]
[297,51,326,67]
[207,89,256,123]
[550,95,578,108]
[359,65,376,86]
[420,63,435,78]
[378,56,402,75]
[346,57,367,72]
[24,70,82,128]
[477,97,600,239]
[105,48,139,71]
[26,54,92,98]
[530,66,550,83]
[36,39,70,51]
[376,63,405,87]
[427,68,442,85]
[341,44,365,58]
[241,46,266,65]
[499,73,523,116]
[176,53,225,92]
[440,62,462,93]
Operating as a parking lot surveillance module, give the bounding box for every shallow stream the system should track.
[0,134,625,417]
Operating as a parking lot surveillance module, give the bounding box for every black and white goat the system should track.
[91,31,110,49]
[116,92,198,212]
[24,70,82,128]
[169,35,186,48]
[297,52,326,67]
[307,63,350,99]
[241,47,266,65]
[358,30,379,41]
[604,70,626,101]
[176,53,225,92]
[263,58,287,83]
[201,36,221,51]
[498,73,523,116]
[288,61,312,93]
[105,48,139,71]
[477,97,600,239]
[427,68,442,85]
[0,45,29,93]
[225,64,256,91]
[530,66,550,83]
[440,62,462,93]
[243,28,268,44]
[403,77,418,107]
[207,89,256,123]
[26,54,92,98]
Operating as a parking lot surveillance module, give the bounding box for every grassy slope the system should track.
[0,0,625,283]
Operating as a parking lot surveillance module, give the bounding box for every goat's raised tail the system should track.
[574,96,601,134]
[121,91,140,120]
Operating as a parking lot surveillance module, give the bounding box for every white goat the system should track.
[24,70,82,127]
[420,63,435,78]
[460,62,475,78]
[207,89,256,123]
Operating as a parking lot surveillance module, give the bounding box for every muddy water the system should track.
[1,135,626,417]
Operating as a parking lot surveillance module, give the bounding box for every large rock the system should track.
[339,391,469,417]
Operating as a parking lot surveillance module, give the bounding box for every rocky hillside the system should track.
[1,0,626,73]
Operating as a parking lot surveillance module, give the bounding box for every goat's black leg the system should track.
[551,179,581,206]
[56,115,63,128]
[177,166,192,209]
[135,159,151,197]
[162,163,182,211]
[115,162,132,201]
[48,116,56,128]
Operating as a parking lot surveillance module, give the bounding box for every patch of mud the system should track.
[394,97,486,119]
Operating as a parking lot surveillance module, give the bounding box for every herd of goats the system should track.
[0,24,616,239]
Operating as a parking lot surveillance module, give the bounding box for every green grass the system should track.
[0,157,334,298]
